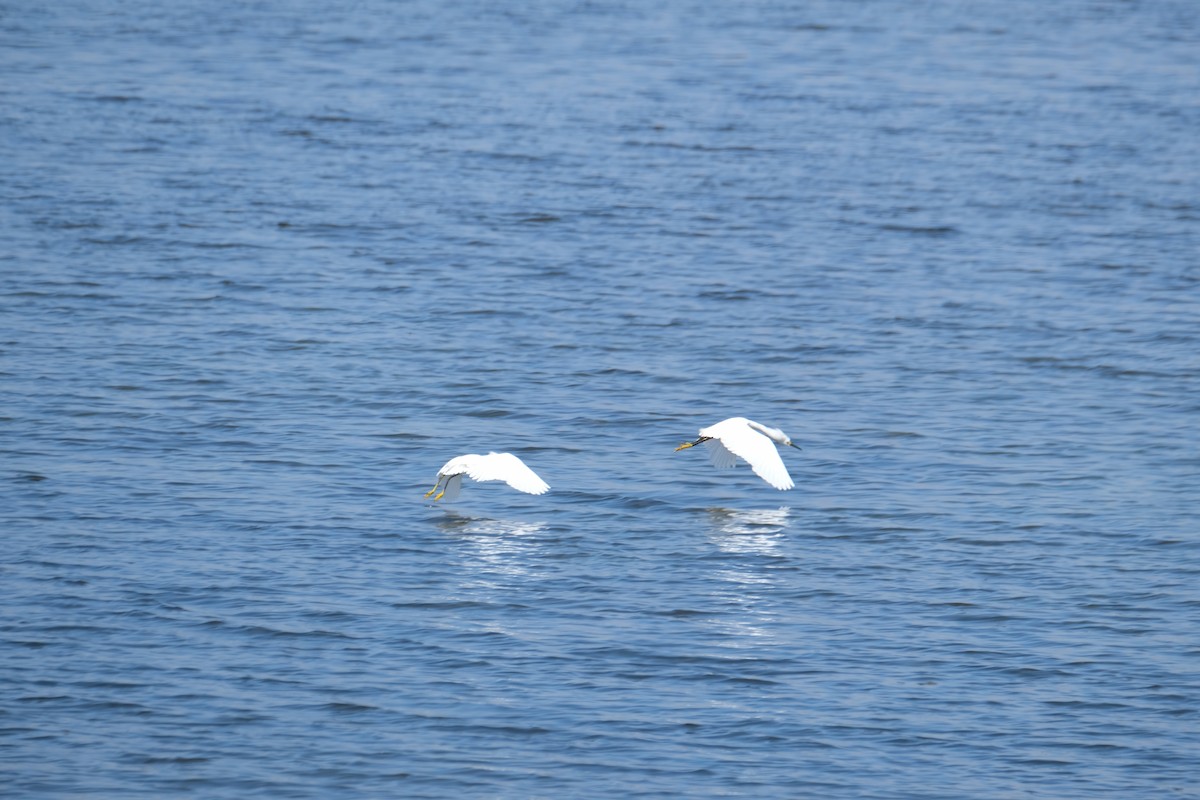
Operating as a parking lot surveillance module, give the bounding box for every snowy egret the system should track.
[675,417,801,490]
[424,452,550,501]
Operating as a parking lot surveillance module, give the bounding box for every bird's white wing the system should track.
[716,428,794,490]
[465,453,550,495]
[440,473,463,501]
[702,438,740,469]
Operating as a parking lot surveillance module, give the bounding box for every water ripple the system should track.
[2,0,1198,798]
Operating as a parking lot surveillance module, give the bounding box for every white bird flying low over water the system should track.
[675,417,801,490]
[424,452,550,501]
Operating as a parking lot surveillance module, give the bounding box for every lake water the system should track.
[2,1,1198,797]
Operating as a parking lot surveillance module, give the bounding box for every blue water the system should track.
[3,1,1199,797]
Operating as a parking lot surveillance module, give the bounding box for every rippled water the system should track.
[3,1,1199,797]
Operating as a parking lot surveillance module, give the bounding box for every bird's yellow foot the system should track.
[433,490,445,501]
[674,442,695,451]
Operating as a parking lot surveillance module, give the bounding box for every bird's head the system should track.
[748,422,802,450]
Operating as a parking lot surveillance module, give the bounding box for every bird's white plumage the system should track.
[689,416,797,490]
[702,438,741,469]
[433,452,549,498]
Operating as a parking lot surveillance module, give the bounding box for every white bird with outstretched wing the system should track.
[676,416,800,491]
[425,452,549,501]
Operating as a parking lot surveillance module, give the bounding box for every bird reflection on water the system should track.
[435,511,546,539]
[436,511,547,581]
[704,507,794,642]
[706,506,791,557]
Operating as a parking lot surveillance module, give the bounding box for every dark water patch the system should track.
[655,608,720,618]
[131,755,212,765]
[80,235,150,246]
[17,695,72,704]
[322,702,380,714]
[877,223,959,236]
[390,600,527,611]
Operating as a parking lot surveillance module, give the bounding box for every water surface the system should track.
[2,1,1198,797]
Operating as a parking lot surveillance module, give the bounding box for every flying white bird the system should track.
[424,452,550,502]
[675,417,801,490]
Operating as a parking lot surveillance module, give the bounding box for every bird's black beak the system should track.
[788,442,802,450]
